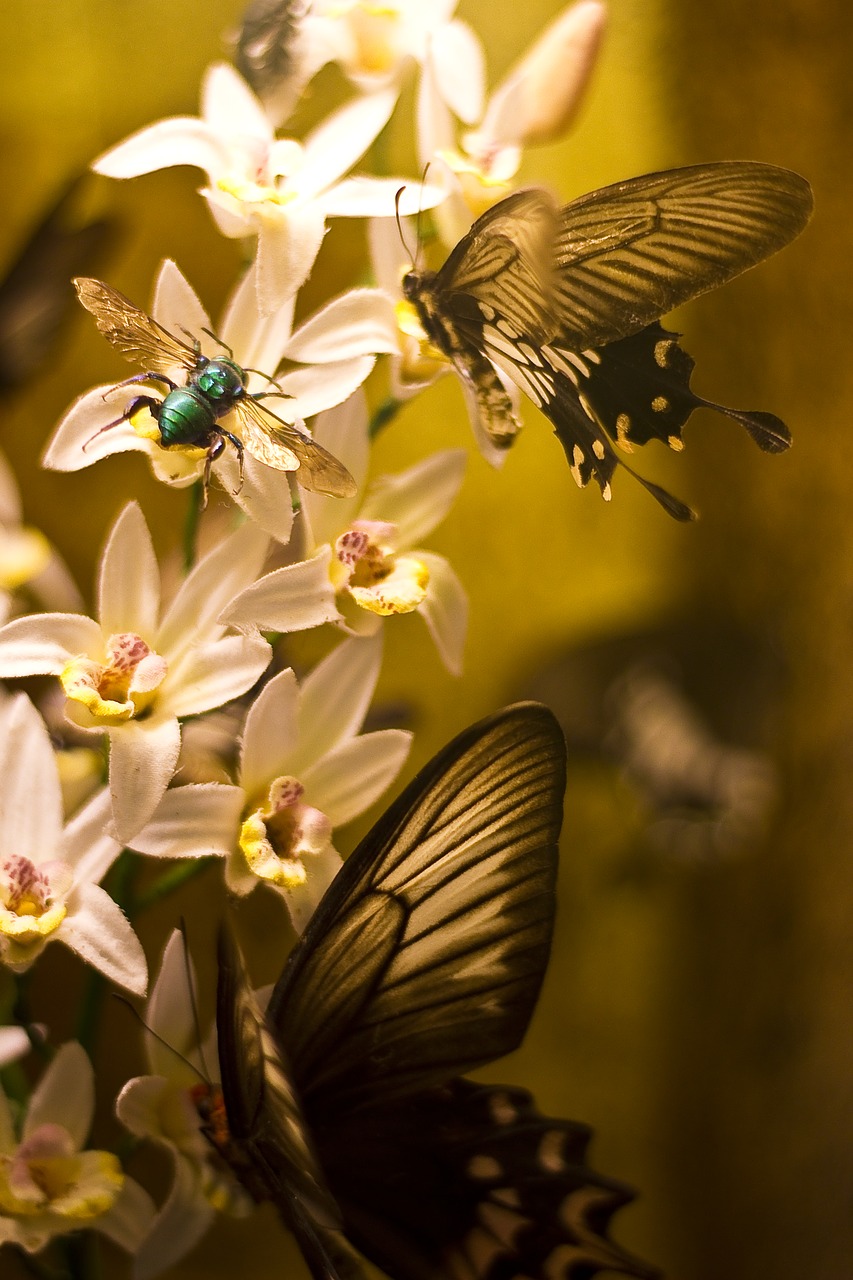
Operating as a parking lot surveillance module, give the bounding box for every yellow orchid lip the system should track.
[216,176,297,209]
[60,633,167,726]
[0,526,51,591]
[0,902,67,944]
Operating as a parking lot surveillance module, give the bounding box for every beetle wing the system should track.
[74,276,199,376]
[232,396,357,498]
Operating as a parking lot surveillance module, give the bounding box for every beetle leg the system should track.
[201,435,228,509]
[218,429,245,494]
[84,395,161,451]
[103,372,177,398]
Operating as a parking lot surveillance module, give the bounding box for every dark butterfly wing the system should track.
[268,703,566,1116]
[215,925,365,1280]
[554,162,813,350]
[73,276,199,376]
[314,1079,659,1280]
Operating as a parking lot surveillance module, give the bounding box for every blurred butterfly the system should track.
[233,0,308,103]
[206,703,659,1280]
[73,276,356,502]
[403,162,813,520]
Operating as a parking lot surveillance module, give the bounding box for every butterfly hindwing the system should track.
[313,1079,659,1280]
[269,703,567,1115]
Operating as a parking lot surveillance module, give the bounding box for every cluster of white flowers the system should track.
[0,0,605,1271]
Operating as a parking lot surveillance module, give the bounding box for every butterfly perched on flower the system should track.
[402,162,813,519]
[206,703,658,1280]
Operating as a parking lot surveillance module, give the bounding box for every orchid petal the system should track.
[108,717,181,844]
[220,264,296,373]
[285,289,399,362]
[151,259,211,339]
[63,789,121,887]
[62,882,148,996]
[300,393,369,546]
[24,1042,92,1148]
[129,784,245,861]
[98,503,160,640]
[240,668,299,799]
[97,1177,156,1253]
[282,844,343,935]
[430,19,485,124]
[223,453,295,546]
[220,545,339,633]
[324,176,446,218]
[255,209,326,316]
[93,118,229,180]
[157,520,270,664]
[0,611,102,675]
[132,1149,215,1280]
[144,932,204,1077]
[163,633,271,719]
[293,632,382,770]
[415,550,468,675]
[360,448,467,546]
[281,355,375,420]
[298,89,398,198]
[302,729,411,827]
[0,695,63,861]
[43,385,150,472]
[202,62,272,140]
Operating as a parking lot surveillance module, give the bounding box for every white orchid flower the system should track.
[116,931,252,1280]
[0,1042,154,1255]
[0,695,146,993]
[422,0,606,243]
[92,63,441,313]
[45,259,376,544]
[0,504,272,844]
[129,632,410,932]
[222,391,468,674]
[293,1,485,151]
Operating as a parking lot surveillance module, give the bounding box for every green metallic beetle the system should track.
[74,276,356,500]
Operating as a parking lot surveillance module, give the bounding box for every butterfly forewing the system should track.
[269,703,566,1113]
[553,162,813,350]
[73,276,198,376]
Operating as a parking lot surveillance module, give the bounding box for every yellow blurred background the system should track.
[0,1,848,1278]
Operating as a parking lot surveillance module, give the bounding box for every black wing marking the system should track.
[74,276,199,376]
[232,394,357,497]
[315,1079,659,1280]
[554,162,813,350]
[269,703,567,1115]
[215,924,366,1280]
[438,188,560,345]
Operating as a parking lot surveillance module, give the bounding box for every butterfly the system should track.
[206,703,659,1280]
[402,162,814,520]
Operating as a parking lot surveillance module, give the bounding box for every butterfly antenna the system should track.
[415,161,432,268]
[113,994,210,1086]
[179,917,213,1082]
[394,186,417,268]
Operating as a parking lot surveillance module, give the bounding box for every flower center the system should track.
[346,3,404,74]
[334,519,429,615]
[0,855,69,947]
[0,1124,124,1221]
[394,299,448,382]
[60,632,167,727]
[239,776,332,888]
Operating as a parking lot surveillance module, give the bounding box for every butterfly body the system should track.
[403,163,812,518]
[212,704,659,1280]
[73,276,356,500]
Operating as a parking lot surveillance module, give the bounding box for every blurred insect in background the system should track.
[403,162,813,519]
[74,277,356,504]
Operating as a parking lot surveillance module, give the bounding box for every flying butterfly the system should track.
[73,276,356,502]
[203,703,659,1280]
[402,162,814,520]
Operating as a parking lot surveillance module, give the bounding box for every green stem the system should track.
[369,396,402,438]
[183,480,204,572]
[133,858,213,914]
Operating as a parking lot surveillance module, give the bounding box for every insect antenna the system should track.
[200,327,234,358]
[113,993,210,1086]
[394,185,418,269]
